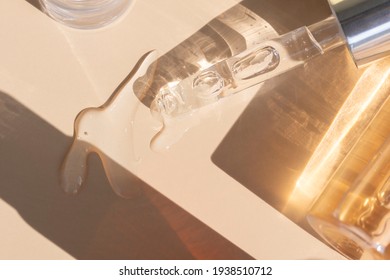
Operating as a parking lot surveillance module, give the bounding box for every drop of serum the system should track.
[60,51,158,198]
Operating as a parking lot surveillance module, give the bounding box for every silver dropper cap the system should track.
[328,0,390,67]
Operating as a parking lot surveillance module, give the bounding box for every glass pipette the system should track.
[152,16,345,117]
[152,0,390,117]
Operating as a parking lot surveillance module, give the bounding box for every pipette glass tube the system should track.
[151,16,345,117]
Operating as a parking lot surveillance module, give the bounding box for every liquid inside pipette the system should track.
[151,17,344,118]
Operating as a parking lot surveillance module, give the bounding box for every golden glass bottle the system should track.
[307,59,390,259]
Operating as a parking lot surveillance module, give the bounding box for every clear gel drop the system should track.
[60,51,158,198]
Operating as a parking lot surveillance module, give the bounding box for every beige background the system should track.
[0,0,343,259]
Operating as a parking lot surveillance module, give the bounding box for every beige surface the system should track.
[0,0,343,259]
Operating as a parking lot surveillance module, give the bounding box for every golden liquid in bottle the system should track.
[308,91,390,259]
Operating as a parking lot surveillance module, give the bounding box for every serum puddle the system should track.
[60,51,158,198]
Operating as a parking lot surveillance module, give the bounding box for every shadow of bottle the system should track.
[0,91,251,260]
[25,0,41,10]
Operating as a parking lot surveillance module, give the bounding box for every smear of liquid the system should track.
[150,103,223,152]
[150,113,199,152]
[60,51,158,198]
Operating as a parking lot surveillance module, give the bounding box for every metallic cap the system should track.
[328,0,390,66]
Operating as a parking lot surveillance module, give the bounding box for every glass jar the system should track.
[39,0,132,29]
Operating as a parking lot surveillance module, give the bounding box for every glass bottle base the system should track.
[39,0,132,29]
[307,215,387,259]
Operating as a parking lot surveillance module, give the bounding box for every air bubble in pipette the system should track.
[232,46,280,80]
[156,84,183,115]
[192,71,224,99]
